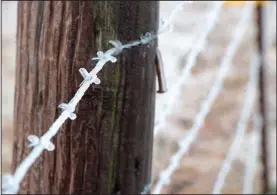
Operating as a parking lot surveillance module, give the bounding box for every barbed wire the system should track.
[2,40,135,195]
[154,1,224,135]
[152,2,254,194]
[212,51,259,194]
[3,1,270,194]
[1,2,193,194]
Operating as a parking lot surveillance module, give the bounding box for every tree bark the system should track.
[13,1,158,194]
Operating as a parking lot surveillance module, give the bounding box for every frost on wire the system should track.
[2,1,191,194]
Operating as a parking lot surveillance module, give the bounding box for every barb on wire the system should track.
[152,3,254,194]
[154,1,224,136]
[1,39,150,195]
[212,53,259,194]
[2,40,119,195]
[243,113,262,194]
[2,2,191,194]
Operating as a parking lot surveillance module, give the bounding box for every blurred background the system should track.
[2,1,276,194]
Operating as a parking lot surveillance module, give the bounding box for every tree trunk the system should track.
[13,1,158,194]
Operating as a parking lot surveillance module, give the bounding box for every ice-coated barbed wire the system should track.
[152,2,254,194]
[2,40,124,195]
[243,112,262,194]
[1,2,192,194]
[0,37,150,195]
[1,40,148,195]
[212,52,259,194]
[154,1,224,135]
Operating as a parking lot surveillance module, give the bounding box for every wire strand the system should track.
[152,3,254,193]
[243,112,262,194]
[2,2,192,194]
[212,52,259,194]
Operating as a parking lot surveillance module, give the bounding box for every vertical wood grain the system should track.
[13,1,158,194]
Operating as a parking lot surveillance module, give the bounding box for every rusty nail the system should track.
[155,49,167,93]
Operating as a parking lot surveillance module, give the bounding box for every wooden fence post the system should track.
[256,4,270,194]
[12,1,158,194]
